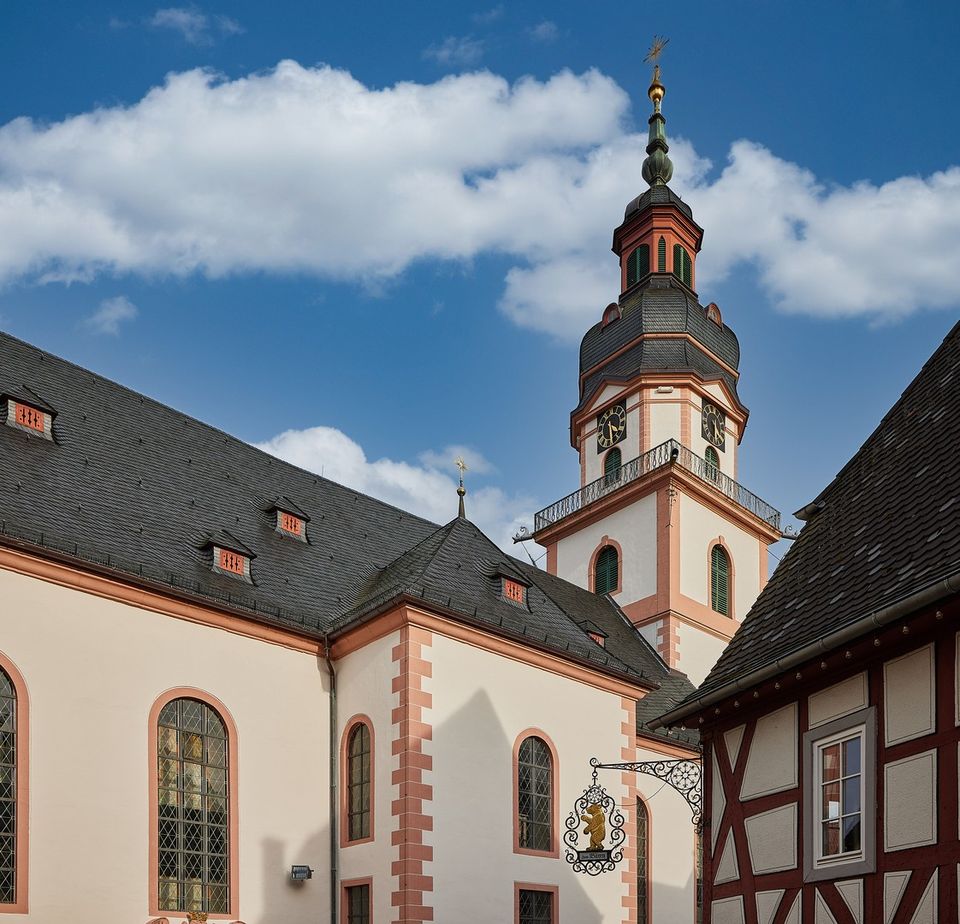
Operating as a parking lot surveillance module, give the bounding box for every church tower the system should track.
[532,63,782,684]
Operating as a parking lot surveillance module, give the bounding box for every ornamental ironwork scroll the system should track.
[565,757,702,875]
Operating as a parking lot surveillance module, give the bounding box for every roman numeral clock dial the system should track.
[597,403,627,450]
[702,402,726,450]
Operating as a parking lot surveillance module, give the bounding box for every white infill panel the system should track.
[884,749,938,851]
[909,870,938,924]
[835,879,863,924]
[783,891,801,924]
[884,871,912,924]
[714,829,739,885]
[744,803,797,874]
[724,723,746,766]
[741,702,798,799]
[815,889,838,924]
[711,896,745,924]
[756,890,784,924]
[808,673,868,728]
[883,644,936,745]
[712,749,727,852]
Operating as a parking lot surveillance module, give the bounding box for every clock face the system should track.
[597,403,627,450]
[702,402,726,450]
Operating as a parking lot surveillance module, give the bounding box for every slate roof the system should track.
[675,320,960,707]
[576,275,743,417]
[0,330,673,692]
[620,185,696,223]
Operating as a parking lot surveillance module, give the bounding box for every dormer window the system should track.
[503,579,526,606]
[706,302,722,326]
[578,620,608,648]
[589,632,605,647]
[271,497,309,542]
[208,532,255,582]
[278,510,304,537]
[4,388,55,441]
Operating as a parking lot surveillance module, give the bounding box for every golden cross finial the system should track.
[455,457,468,480]
[644,35,669,109]
[644,35,669,66]
[454,457,468,518]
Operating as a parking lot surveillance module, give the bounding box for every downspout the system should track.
[324,636,338,924]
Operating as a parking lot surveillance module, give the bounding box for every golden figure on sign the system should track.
[581,803,606,850]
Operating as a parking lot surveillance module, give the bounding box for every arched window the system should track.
[673,244,692,285]
[594,545,619,595]
[347,722,372,842]
[626,244,650,287]
[704,446,720,480]
[711,545,731,616]
[0,666,19,908]
[657,236,666,273]
[604,447,622,485]
[695,831,704,923]
[156,696,231,915]
[517,736,553,852]
[637,798,650,924]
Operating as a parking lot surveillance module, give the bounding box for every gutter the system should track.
[324,636,338,924]
[652,569,960,729]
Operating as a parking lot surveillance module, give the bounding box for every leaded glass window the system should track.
[637,798,649,924]
[517,737,553,852]
[346,883,371,924]
[0,669,16,905]
[519,888,553,924]
[695,831,703,923]
[157,697,230,914]
[710,545,730,616]
[594,545,619,596]
[347,723,371,841]
[626,244,650,287]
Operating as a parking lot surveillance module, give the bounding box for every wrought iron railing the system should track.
[533,439,780,532]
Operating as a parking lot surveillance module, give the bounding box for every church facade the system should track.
[0,66,775,924]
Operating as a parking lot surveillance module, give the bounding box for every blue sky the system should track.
[1,0,959,559]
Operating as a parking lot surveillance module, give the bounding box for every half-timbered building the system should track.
[658,322,960,923]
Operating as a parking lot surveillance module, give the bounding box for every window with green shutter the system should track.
[594,545,619,595]
[657,236,666,272]
[604,447,622,485]
[626,244,649,287]
[704,446,720,480]
[673,244,692,285]
[710,545,730,616]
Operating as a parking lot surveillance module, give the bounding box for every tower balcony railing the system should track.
[533,439,781,533]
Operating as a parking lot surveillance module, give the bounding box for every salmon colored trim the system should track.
[641,389,651,454]
[679,386,691,448]
[621,698,640,924]
[148,687,240,920]
[636,733,701,760]
[588,536,624,597]
[623,602,738,644]
[340,715,376,848]
[0,651,28,914]
[759,541,768,591]
[632,791,652,924]
[340,876,373,924]
[514,881,559,924]
[391,626,433,923]
[512,729,560,859]
[545,543,557,576]
[656,615,681,668]
[707,537,736,620]
[0,545,322,656]
[331,604,654,698]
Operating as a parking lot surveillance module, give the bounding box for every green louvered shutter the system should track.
[674,244,692,285]
[705,446,720,478]
[657,236,666,272]
[604,448,622,478]
[595,546,619,595]
[627,244,649,287]
[711,545,730,615]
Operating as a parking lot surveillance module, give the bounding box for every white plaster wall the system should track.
[334,630,401,922]
[0,565,330,924]
[428,633,636,924]
[555,493,657,607]
[649,400,681,448]
[677,492,762,621]
[636,742,698,923]
[675,623,726,687]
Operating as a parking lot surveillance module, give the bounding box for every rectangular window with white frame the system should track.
[802,706,876,882]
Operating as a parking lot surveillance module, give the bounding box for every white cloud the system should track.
[0,60,958,336]
[472,6,504,25]
[528,20,559,43]
[149,7,243,45]
[83,295,138,335]
[255,426,534,551]
[422,35,485,67]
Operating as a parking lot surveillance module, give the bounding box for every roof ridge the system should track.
[0,330,440,533]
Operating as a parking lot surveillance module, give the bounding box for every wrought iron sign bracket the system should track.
[590,756,703,829]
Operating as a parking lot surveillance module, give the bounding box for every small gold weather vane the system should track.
[455,456,468,519]
[643,35,669,109]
